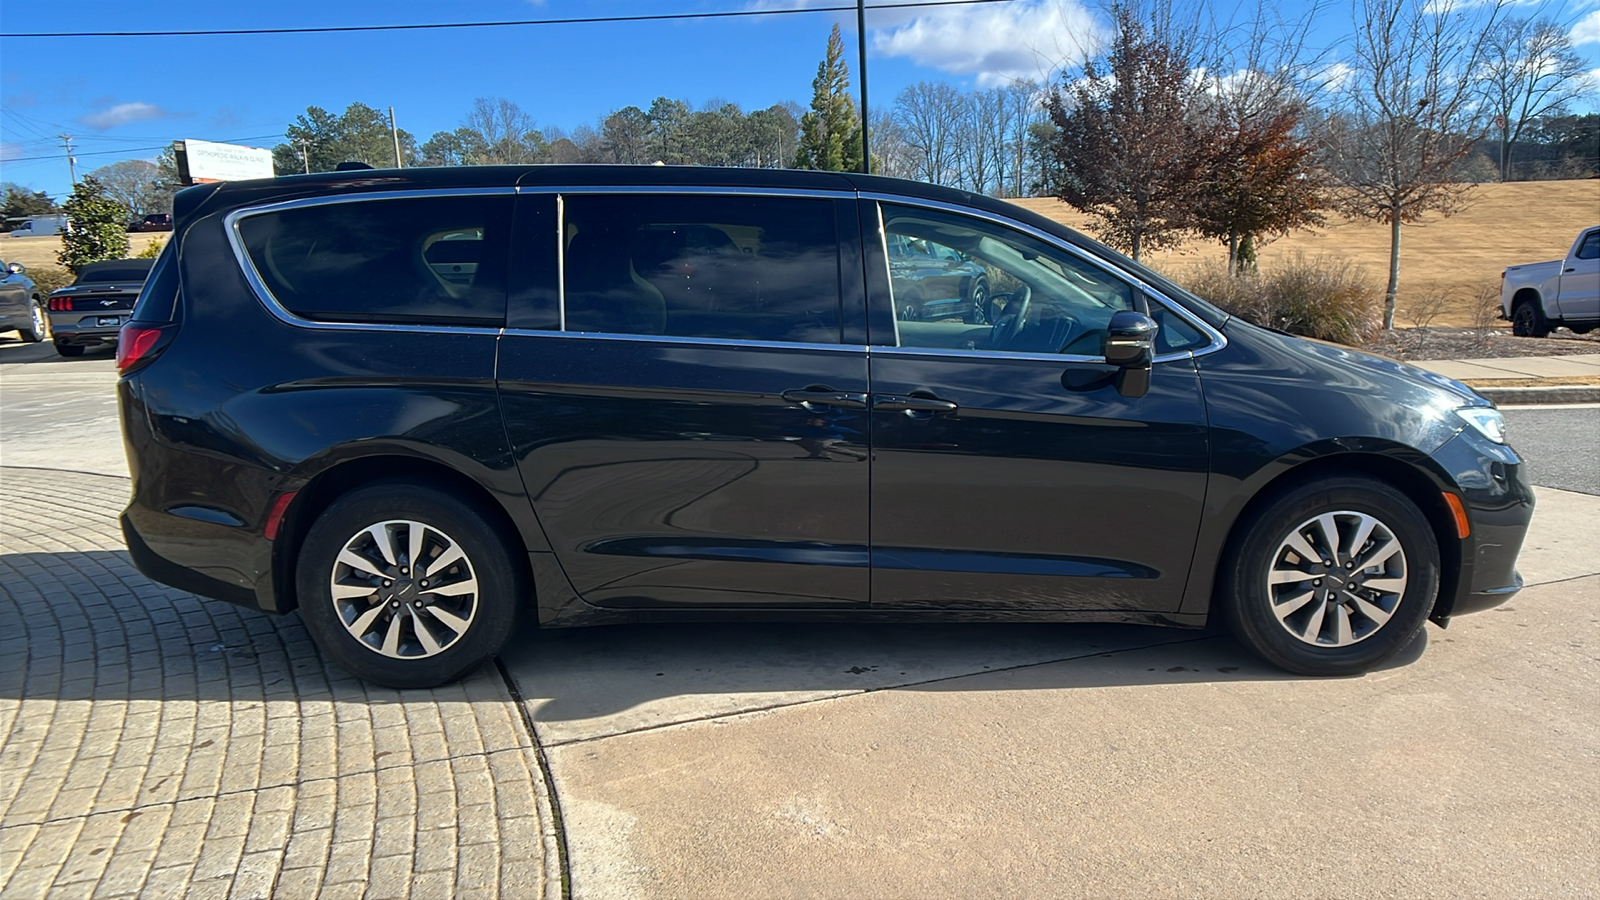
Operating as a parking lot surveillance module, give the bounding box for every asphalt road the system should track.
[1502,404,1600,495]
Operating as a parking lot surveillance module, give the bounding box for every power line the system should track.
[2,134,281,163]
[0,0,1016,39]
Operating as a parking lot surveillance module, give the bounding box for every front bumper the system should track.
[1428,427,1535,621]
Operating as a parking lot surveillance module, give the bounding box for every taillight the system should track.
[116,323,176,374]
[49,297,72,311]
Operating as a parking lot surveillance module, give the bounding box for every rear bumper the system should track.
[49,314,124,344]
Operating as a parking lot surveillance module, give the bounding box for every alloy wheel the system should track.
[1264,510,1408,647]
[328,519,479,658]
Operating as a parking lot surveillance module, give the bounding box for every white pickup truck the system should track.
[1501,226,1600,337]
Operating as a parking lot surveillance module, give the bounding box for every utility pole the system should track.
[300,139,311,174]
[389,107,403,168]
[856,0,870,175]
[60,134,77,184]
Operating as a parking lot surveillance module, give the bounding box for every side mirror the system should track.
[6,262,25,276]
[1105,310,1158,398]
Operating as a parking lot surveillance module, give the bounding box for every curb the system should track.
[1475,384,1600,405]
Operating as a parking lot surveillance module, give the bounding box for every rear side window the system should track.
[562,194,842,344]
[1577,231,1600,261]
[129,241,180,324]
[237,195,512,325]
[76,263,153,285]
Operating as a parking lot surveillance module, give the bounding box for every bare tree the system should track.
[1002,81,1043,198]
[1318,0,1508,329]
[462,97,547,164]
[1480,18,1595,181]
[895,82,963,186]
[89,159,170,220]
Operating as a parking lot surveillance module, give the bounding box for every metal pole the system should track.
[389,106,403,168]
[856,0,870,174]
[61,135,77,183]
[300,139,311,174]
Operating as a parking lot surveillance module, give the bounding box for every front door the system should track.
[498,191,871,608]
[1557,228,1600,323]
[865,202,1211,613]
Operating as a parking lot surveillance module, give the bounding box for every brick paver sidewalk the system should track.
[0,468,562,899]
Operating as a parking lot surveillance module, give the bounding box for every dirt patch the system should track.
[1009,180,1600,328]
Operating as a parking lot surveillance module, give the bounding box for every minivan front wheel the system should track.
[296,482,521,688]
[1223,476,1439,677]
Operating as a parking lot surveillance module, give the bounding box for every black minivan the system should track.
[117,165,1532,687]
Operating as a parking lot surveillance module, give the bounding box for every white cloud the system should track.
[78,102,172,130]
[1572,9,1600,46]
[870,0,1105,87]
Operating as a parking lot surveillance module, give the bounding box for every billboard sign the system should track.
[174,139,275,184]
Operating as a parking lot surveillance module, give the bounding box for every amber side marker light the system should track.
[1442,492,1471,539]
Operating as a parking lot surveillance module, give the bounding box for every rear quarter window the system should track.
[237,194,513,326]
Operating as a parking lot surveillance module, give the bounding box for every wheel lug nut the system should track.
[382,580,392,587]
[400,567,408,575]
[1313,579,1322,586]
[419,580,428,587]
[390,601,399,608]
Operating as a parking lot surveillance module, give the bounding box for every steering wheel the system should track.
[989,284,1031,349]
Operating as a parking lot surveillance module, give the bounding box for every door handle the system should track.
[1565,267,1577,273]
[781,388,868,409]
[873,394,959,414]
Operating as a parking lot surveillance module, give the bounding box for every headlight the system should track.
[1455,407,1506,444]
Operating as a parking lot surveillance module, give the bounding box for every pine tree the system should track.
[794,25,863,173]
[57,177,130,273]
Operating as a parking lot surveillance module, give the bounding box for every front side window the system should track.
[881,204,1205,356]
[562,194,842,344]
[238,195,512,325]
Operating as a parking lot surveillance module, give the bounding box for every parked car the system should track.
[887,232,990,323]
[1501,226,1600,336]
[128,214,173,233]
[0,259,47,343]
[47,258,155,357]
[118,165,1533,688]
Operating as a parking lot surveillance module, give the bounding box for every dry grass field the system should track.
[1010,179,1600,327]
[4,181,1595,327]
[0,233,168,273]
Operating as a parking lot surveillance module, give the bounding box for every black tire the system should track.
[54,341,85,358]
[1511,299,1550,338]
[295,481,523,688]
[965,277,991,324]
[19,299,48,343]
[1221,476,1439,677]
[1568,324,1594,335]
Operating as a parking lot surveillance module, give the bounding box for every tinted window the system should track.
[238,195,512,325]
[562,194,841,344]
[1578,231,1600,261]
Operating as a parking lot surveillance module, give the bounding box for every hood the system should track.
[1295,335,1491,408]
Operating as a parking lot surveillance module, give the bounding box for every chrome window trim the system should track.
[555,194,566,332]
[501,327,867,354]
[861,193,1228,359]
[223,188,515,336]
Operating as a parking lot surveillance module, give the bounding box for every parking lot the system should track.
[3,335,1597,898]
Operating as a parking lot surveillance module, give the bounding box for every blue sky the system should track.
[3,0,1598,200]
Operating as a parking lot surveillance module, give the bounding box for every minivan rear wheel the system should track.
[1222,476,1439,677]
[295,481,521,688]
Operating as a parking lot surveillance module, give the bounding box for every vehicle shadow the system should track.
[0,549,1426,718]
[503,616,1426,738]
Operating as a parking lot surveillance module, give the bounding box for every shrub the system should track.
[57,176,129,273]
[28,266,73,297]
[1173,253,1382,345]
[136,237,166,258]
